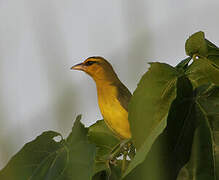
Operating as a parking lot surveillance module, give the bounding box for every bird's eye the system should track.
[85,61,96,66]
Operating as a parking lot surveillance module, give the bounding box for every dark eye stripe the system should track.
[85,61,96,66]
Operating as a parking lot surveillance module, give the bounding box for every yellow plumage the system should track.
[71,56,131,139]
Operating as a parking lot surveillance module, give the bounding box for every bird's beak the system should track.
[70,63,84,71]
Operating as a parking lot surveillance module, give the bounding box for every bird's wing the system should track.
[116,82,132,112]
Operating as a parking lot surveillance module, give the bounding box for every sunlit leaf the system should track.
[185,32,219,88]
[124,76,195,180]
[186,57,219,87]
[124,63,179,177]
[185,31,208,57]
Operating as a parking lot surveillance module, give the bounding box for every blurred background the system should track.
[0,0,219,169]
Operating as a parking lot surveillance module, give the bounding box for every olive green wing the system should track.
[116,82,132,112]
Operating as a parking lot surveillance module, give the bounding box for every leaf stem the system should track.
[122,149,128,174]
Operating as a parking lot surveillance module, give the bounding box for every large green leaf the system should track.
[0,115,96,180]
[129,62,179,149]
[0,131,64,180]
[124,63,179,177]
[177,84,219,180]
[124,76,196,180]
[124,33,219,180]
[125,82,219,180]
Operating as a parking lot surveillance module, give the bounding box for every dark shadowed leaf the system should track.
[92,163,122,180]
[0,115,96,180]
[177,84,219,180]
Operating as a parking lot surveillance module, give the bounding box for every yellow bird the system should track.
[71,56,132,139]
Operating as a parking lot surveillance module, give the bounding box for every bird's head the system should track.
[71,56,118,83]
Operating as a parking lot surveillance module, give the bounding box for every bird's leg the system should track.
[122,147,128,174]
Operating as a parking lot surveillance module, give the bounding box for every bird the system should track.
[71,56,132,139]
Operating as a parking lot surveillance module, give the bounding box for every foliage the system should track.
[0,115,96,180]
[0,31,219,180]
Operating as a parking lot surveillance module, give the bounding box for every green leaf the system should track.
[184,33,219,88]
[177,84,219,180]
[60,115,96,180]
[124,63,179,177]
[186,57,219,87]
[129,62,179,149]
[124,37,219,178]
[0,131,64,180]
[0,115,96,180]
[185,31,208,57]
[88,120,120,176]
[88,120,120,160]
[206,40,219,67]
[124,76,196,180]
[205,39,218,49]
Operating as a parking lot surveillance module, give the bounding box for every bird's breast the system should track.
[97,84,131,139]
